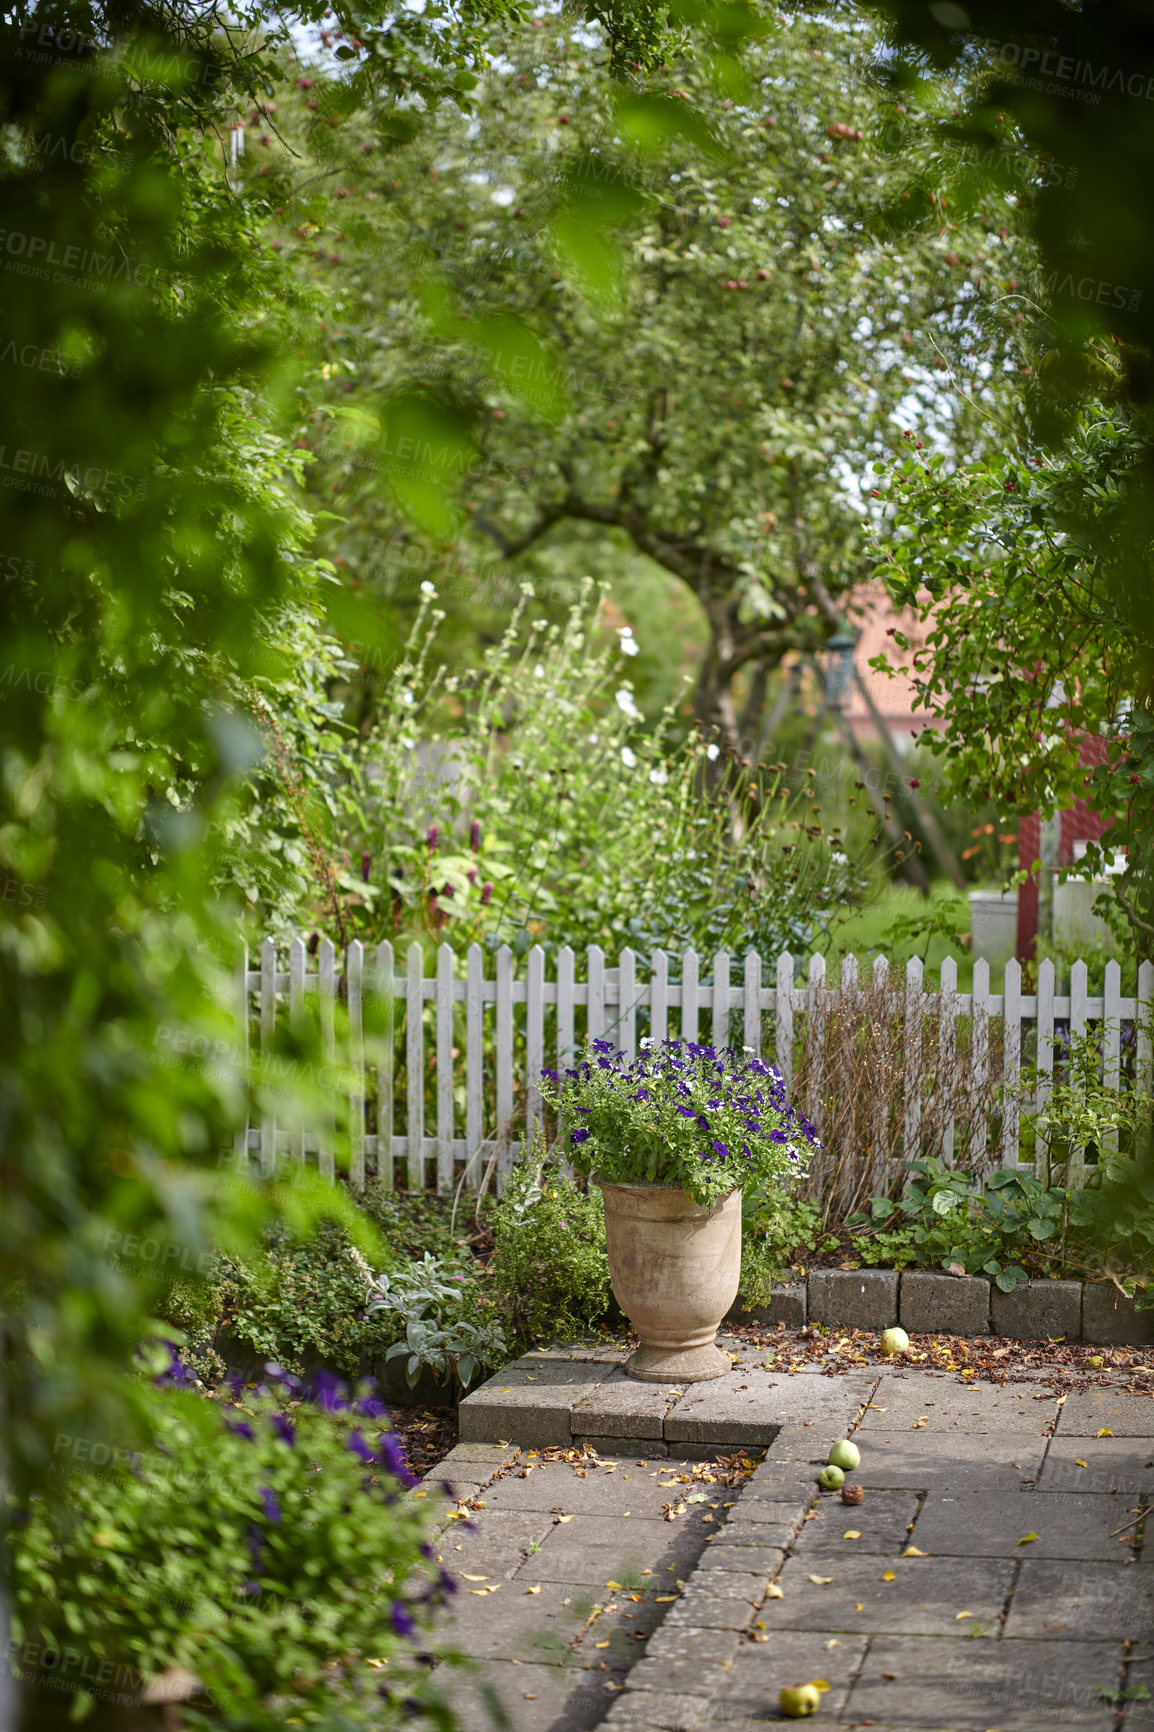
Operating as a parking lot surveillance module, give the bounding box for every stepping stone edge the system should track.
[737,1270,1153,1345]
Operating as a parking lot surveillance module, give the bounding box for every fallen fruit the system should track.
[1089,1355,1104,1369]
[841,1484,865,1506]
[779,1683,820,1718]
[828,1440,861,1472]
[818,1464,845,1490]
[880,1327,910,1356]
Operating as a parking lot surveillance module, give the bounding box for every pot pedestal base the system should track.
[625,1340,730,1383]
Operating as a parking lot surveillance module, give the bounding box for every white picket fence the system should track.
[234,939,1154,1194]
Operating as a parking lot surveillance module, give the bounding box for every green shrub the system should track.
[739,1194,828,1305]
[488,1135,612,1349]
[368,1253,507,1390]
[8,1360,458,1730]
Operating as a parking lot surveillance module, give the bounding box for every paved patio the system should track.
[419,1341,1154,1730]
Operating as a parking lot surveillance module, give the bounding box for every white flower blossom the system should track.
[420,580,437,596]
[706,742,720,761]
[618,627,640,657]
[620,746,637,769]
[615,686,643,721]
[649,767,668,785]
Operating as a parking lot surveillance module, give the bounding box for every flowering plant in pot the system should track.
[540,1038,818,1382]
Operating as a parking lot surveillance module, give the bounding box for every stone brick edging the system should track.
[732,1269,1153,1345]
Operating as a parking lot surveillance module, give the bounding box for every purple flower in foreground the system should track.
[225,1418,255,1441]
[378,1431,419,1487]
[271,1413,296,1447]
[711,1140,730,1159]
[260,1486,282,1524]
[308,1369,348,1413]
[357,1394,389,1419]
[390,1602,416,1638]
[348,1429,376,1464]
[570,1128,591,1144]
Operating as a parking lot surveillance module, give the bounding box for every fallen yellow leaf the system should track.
[824,1639,839,1650]
[595,1641,610,1650]
[1098,1428,1114,1438]
[903,1546,929,1557]
[809,1575,834,1585]
[956,1612,973,1620]
[461,1574,488,1582]
[605,1581,623,1591]
[556,1514,573,1523]
[1017,1532,1038,1546]
[882,1570,896,1581]
[856,1603,864,1611]
[843,1529,862,1539]
[525,1585,540,1595]
[1075,1459,1089,1468]
[655,1595,677,1603]
[809,1680,831,1693]
[765,1583,784,1598]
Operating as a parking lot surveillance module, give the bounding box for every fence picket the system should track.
[938,954,957,1167]
[1139,960,1154,1098]
[348,940,365,1189]
[465,943,484,1189]
[1102,959,1122,1159]
[744,950,762,1057]
[1068,958,1089,1184]
[588,945,605,1045]
[1003,959,1021,1168]
[235,940,249,1169]
[406,942,424,1192]
[376,941,395,1190]
[681,949,699,1044]
[618,947,637,1060]
[807,952,826,1126]
[712,950,729,1054]
[495,944,514,1181]
[651,949,669,1048]
[871,955,889,1170]
[526,944,545,1144]
[556,945,575,1069]
[838,954,857,1139]
[260,937,277,1177]
[775,952,793,1094]
[1036,958,1055,1187]
[287,937,306,1166]
[969,957,989,1171]
[436,943,454,1193]
[903,956,924,1165]
[318,939,336,1183]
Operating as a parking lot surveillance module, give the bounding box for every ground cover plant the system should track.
[8,1359,457,1730]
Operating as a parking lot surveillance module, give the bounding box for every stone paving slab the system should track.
[711,1630,870,1723]
[792,1488,919,1555]
[572,1372,685,1441]
[1005,1558,1154,1639]
[859,1383,1058,1433]
[843,1634,1121,1730]
[1040,1434,1154,1495]
[849,1431,1048,1489]
[440,1657,627,1732]
[529,1512,704,1585]
[911,1488,1135,1561]
[477,1458,681,1519]
[1058,1386,1154,1436]
[758,1553,1014,1636]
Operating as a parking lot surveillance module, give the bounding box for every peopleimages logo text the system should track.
[0,229,156,287]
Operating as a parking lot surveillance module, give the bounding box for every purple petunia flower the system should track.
[348,1428,376,1464]
[308,1369,348,1413]
[390,1602,416,1638]
[356,1394,389,1419]
[270,1413,296,1447]
[225,1418,255,1441]
[676,1105,696,1118]
[260,1486,282,1523]
[712,1140,730,1159]
[570,1128,591,1143]
[377,1431,419,1487]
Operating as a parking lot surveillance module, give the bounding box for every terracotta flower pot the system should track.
[597,1180,742,1382]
